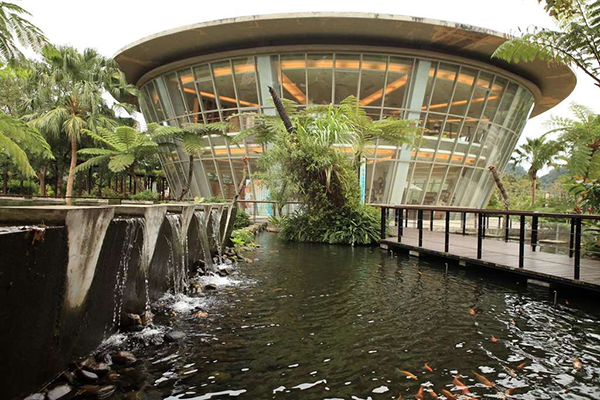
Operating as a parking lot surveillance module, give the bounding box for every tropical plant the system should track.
[512,135,563,206]
[0,1,47,61]
[150,122,229,200]
[230,229,255,249]
[236,95,417,245]
[75,125,159,192]
[493,0,600,88]
[0,111,52,177]
[233,209,251,229]
[130,190,159,202]
[31,45,137,202]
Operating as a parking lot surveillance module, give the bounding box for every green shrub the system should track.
[202,196,226,203]
[234,209,251,229]
[7,179,39,195]
[131,190,158,201]
[102,187,123,198]
[280,204,381,246]
[230,228,255,248]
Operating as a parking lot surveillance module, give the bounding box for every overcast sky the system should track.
[23,0,600,150]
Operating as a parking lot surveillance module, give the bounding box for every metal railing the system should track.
[234,200,304,222]
[375,204,600,281]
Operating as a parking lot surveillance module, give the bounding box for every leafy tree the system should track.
[493,0,600,88]
[75,125,161,192]
[151,122,229,200]
[31,45,137,202]
[512,135,563,206]
[0,1,47,61]
[236,96,417,245]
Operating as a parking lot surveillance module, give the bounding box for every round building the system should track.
[115,13,575,207]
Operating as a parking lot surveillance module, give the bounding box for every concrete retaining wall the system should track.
[0,203,235,399]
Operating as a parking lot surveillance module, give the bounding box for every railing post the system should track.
[398,208,404,243]
[531,215,539,252]
[445,211,450,253]
[519,215,525,269]
[574,217,582,280]
[380,207,387,240]
[253,202,257,223]
[482,213,486,238]
[405,210,409,228]
[418,209,423,247]
[477,213,482,259]
[569,218,575,258]
[462,212,466,235]
[430,211,434,231]
[504,214,510,243]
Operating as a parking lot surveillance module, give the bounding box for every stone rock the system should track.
[112,351,137,365]
[165,330,186,341]
[106,372,121,382]
[47,385,72,400]
[81,357,111,375]
[125,313,142,326]
[141,310,154,325]
[79,385,116,399]
[77,369,99,382]
[204,283,217,291]
[59,371,76,385]
[24,394,45,400]
[124,392,145,400]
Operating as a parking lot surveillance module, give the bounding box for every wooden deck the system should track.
[381,227,600,293]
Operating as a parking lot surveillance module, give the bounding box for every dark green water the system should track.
[105,233,600,399]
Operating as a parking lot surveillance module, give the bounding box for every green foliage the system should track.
[6,178,38,195]
[493,0,600,88]
[233,209,251,229]
[130,190,158,202]
[101,187,123,199]
[0,2,47,61]
[279,205,381,245]
[198,196,226,203]
[236,96,416,245]
[230,229,255,248]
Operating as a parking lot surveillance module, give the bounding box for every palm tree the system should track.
[151,122,229,200]
[0,110,52,177]
[546,103,600,181]
[31,45,137,202]
[0,1,47,61]
[512,135,562,206]
[75,125,159,192]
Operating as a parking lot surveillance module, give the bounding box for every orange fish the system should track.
[415,386,424,400]
[453,377,471,394]
[427,388,439,399]
[509,319,516,326]
[573,357,583,370]
[491,335,498,342]
[472,371,494,388]
[565,299,570,305]
[424,362,433,373]
[441,389,457,400]
[418,270,423,275]
[400,370,418,380]
[396,395,402,400]
[517,361,527,370]
[505,367,517,377]
[469,309,476,315]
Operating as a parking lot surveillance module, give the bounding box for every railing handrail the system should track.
[371,203,600,221]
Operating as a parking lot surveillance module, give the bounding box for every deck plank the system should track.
[382,228,600,292]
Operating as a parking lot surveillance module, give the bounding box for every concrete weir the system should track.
[0,203,235,399]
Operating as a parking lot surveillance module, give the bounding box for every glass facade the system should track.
[141,51,534,208]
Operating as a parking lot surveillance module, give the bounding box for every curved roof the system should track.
[114,12,575,117]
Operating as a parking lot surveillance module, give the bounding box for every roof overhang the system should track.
[114,12,576,118]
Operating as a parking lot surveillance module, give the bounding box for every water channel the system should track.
[89,233,600,399]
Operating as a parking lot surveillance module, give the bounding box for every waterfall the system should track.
[194,210,214,272]
[211,207,224,265]
[111,217,142,331]
[165,214,189,294]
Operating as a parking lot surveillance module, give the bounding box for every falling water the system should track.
[194,210,213,272]
[165,214,189,295]
[110,218,142,332]
[211,208,223,265]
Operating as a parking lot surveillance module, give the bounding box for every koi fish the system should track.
[472,370,494,388]
[505,367,517,377]
[440,389,457,400]
[509,319,516,326]
[424,362,433,373]
[517,361,527,370]
[400,370,418,380]
[396,394,402,400]
[573,357,583,370]
[453,377,471,394]
[415,386,424,400]
[565,299,570,305]
[491,335,498,342]
[469,309,476,315]
[427,388,439,399]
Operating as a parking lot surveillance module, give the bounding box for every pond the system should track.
[95,233,600,399]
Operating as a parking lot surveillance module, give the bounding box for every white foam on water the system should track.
[157,293,210,314]
[197,273,242,288]
[292,379,326,390]
[372,385,389,393]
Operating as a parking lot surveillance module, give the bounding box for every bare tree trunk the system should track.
[65,136,78,204]
[19,178,24,195]
[38,164,48,197]
[531,176,537,207]
[2,165,8,194]
[178,155,195,201]
[129,166,142,195]
[269,86,295,134]
[97,170,102,197]
[488,166,509,210]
